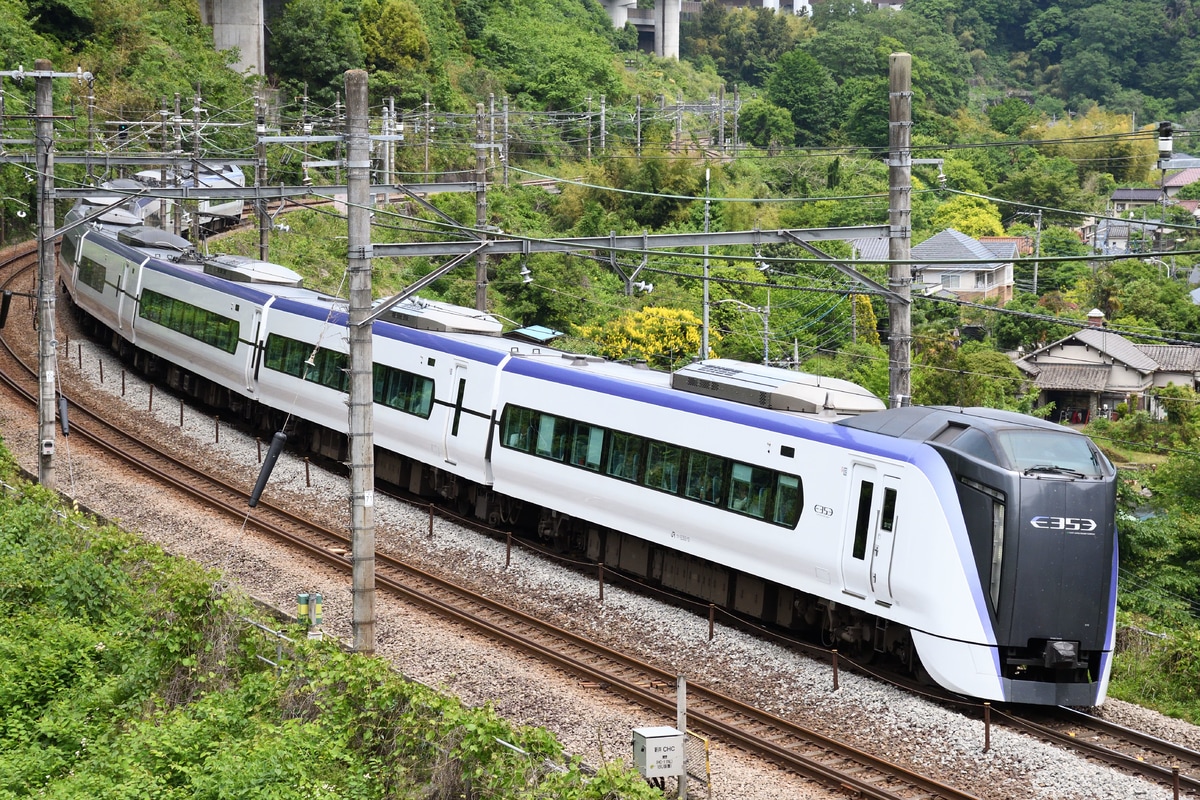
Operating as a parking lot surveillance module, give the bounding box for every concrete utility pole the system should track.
[345,69,376,655]
[35,59,57,489]
[475,103,488,312]
[256,95,269,261]
[887,53,913,408]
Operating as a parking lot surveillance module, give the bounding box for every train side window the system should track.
[166,297,185,330]
[500,406,537,452]
[139,289,163,323]
[411,376,434,417]
[139,289,239,354]
[372,364,394,405]
[570,423,604,471]
[179,304,198,338]
[881,487,897,532]
[535,414,569,461]
[685,452,726,505]
[61,233,78,266]
[606,432,642,482]
[264,334,284,371]
[954,429,998,463]
[78,256,106,292]
[645,442,682,493]
[285,339,307,376]
[772,474,802,526]
[317,348,348,391]
[852,481,874,560]
[728,462,771,519]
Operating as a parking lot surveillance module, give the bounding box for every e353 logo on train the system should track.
[1030,516,1098,534]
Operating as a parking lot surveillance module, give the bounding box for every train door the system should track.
[869,477,900,605]
[115,263,128,331]
[841,462,881,600]
[841,462,901,605]
[441,361,468,465]
[244,309,262,390]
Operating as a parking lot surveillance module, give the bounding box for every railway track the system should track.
[1000,705,1200,797]
[1,241,1196,798]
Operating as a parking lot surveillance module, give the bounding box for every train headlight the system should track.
[1044,640,1080,668]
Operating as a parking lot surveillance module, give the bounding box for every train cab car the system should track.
[839,406,1118,705]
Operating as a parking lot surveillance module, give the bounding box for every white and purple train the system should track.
[58,217,1118,706]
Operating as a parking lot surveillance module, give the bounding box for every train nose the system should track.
[1043,639,1081,668]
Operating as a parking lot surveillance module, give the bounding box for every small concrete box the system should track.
[632,726,685,778]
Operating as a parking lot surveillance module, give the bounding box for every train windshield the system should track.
[994,430,1106,478]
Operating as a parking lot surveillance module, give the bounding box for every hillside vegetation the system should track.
[0,444,660,800]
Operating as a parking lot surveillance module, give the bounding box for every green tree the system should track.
[852,294,881,347]
[360,0,430,73]
[914,338,1031,409]
[992,292,1075,351]
[987,97,1039,136]
[738,98,796,150]
[681,2,807,87]
[267,0,365,108]
[802,340,889,401]
[765,50,837,146]
[929,195,1004,238]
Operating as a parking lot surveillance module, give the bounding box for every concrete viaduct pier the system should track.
[200,0,679,76]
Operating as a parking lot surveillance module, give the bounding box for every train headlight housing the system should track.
[1044,639,1080,668]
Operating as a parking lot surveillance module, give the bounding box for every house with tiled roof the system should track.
[1082,217,1173,255]
[911,229,1015,303]
[1110,187,1165,213]
[1164,168,1200,197]
[1015,314,1200,422]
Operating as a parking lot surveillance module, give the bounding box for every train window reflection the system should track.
[645,442,682,493]
[686,452,725,505]
[773,474,801,526]
[728,462,771,519]
[607,432,642,482]
[852,481,874,560]
[139,288,240,354]
[570,423,604,471]
[996,431,1104,477]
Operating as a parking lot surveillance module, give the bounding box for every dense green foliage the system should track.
[1081,410,1200,720]
[0,444,659,799]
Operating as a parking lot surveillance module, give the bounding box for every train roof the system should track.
[135,162,246,189]
[71,179,159,227]
[837,405,1081,441]
[375,296,504,335]
[673,359,886,416]
[204,254,304,287]
[116,225,193,255]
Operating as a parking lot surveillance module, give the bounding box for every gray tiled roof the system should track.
[912,229,1009,269]
[1072,327,1159,372]
[1030,364,1111,392]
[1020,327,1160,374]
[1137,345,1200,372]
[850,237,890,262]
[1111,187,1164,201]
